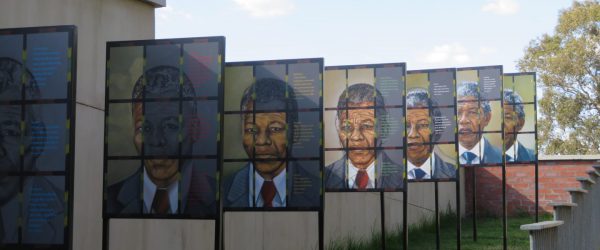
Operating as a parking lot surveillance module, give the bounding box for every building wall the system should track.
[0,1,156,249]
[464,159,598,216]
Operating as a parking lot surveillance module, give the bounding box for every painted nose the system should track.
[255,130,271,145]
[349,127,364,141]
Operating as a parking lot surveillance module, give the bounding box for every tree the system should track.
[518,0,600,155]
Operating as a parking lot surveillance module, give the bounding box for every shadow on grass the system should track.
[327,210,552,250]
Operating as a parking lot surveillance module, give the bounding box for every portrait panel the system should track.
[324,63,405,190]
[104,37,223,219]
[0,26,75,248]
[223,59,323,209]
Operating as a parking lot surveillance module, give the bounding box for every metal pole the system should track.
[502,160,507,250]
[435,182,440,250]
[403,182,408,250]
[472,168,477,242]
[102,219,109,250]
[380,192,386,249]
[456,171,462,250]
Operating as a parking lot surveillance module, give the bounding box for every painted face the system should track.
[242,109,287,180]
[503,103,524,149]
[0,105,22,204]
[457,96,490,150]
[133,102,180,188]
[407,108,431,166]
[337,102,376,169]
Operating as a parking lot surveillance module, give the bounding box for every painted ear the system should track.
[482,111,492,127]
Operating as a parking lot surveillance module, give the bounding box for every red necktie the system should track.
[151,189,171,214]
[355,169,369,190]
[261,181,277,207]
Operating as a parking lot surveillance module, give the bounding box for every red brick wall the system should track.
[464,160,596,216]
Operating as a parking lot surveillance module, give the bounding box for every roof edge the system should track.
[140,0,166,8]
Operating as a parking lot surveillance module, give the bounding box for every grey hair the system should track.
[336,83,388,141]
[132,65,196,98]
[406,88,429,108]
[336,83,386,118]
[503,89,525,120]
[0,57,45,158]
[457,81,491,115]
[406,88,443,142]
[131,65,197,114]
[239,78,298,146]
[0,57,41,100]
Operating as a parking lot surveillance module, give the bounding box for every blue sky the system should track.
[156,0,575,72]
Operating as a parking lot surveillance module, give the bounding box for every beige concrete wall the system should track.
[224,212,319,250]
[0,1,155,249]
[324,181,460,248]
[109,219,215,250]
[222,181,461,250]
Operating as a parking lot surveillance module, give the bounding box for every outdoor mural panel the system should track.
[103,37,224,219]
[406,69,458,181]
[457,65,504,248]
[456,66,504,167]
[222,59,323,210]
[0,26,76,248]
[323,63,405,191]
[503,73,536,164]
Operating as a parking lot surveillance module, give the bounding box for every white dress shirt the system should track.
[143,167,179,214]
[407,155,434,180]
[505,140,519,162]
[248,163,287,207]
[459,137,486,164]
[347,160,375,189]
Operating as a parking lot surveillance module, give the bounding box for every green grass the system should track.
[327,212,552,250]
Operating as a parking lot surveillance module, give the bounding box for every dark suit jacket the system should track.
[107,161,217,217]
[223,162,320,208]
[432,153,457,179]
[325,151,404,190]
[482,138,503,164]
[515,142,535,162]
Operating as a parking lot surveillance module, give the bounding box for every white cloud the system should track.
[420,43,471,65]
[233,0,295,18]
[157,5,194,22]
[481,0,520,15]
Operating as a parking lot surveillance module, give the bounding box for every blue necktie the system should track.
[462,152,477,164]
[414,168,426,180]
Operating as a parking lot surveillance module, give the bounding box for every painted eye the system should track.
[341,125,352,132]
[164,123,179,131]
[143,125,153,133]
[270,126,284,133]
[361,124,374,130]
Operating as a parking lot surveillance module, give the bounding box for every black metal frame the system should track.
[324,63,406,250]
[101,36,225,250]
[404,68,460,250]
[503,72,539,221]
[221,58,324,249]
[456,65,506,249]
[0,25,77,250]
